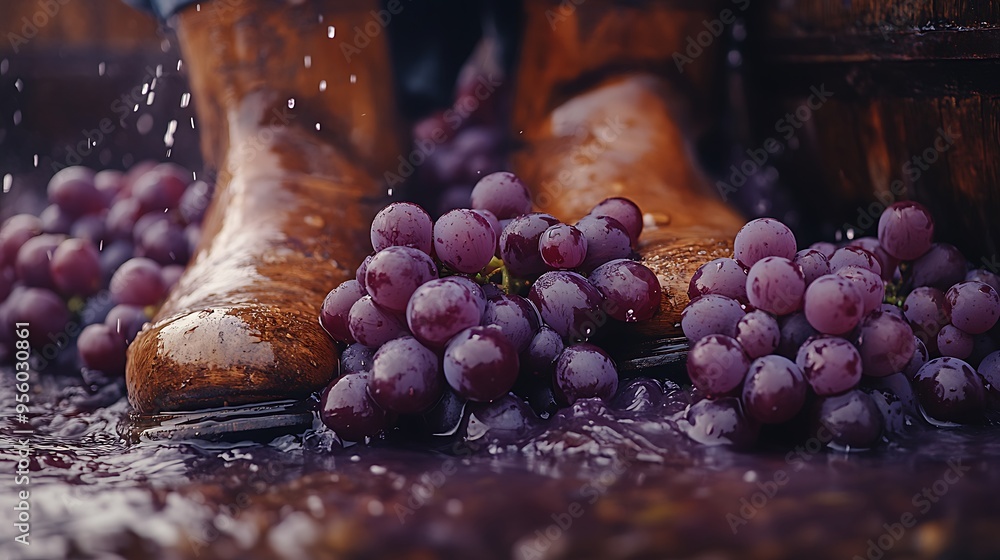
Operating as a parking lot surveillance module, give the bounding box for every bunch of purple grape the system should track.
[682,201,1000,449]
[316,171,662,442]
[0,162,209,380]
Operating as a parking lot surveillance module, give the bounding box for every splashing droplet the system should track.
[98,62,106,76]
[304,55,312,68]
[318,80,327,92]
[180,92,191,108]
[327,26,336,38]
[288,98,295,109]
[3,174,12,193]
[350,74,357,84]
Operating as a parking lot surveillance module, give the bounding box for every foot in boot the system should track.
[126,1,401,413]
[511,1,745,339]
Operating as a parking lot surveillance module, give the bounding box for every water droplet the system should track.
[0,59,8,75]
[12,110,21,125]
[136,114,154,135]
[190,117,196,129]
[2,174,12,193]
[318,80,327,92]
[142,83,149,95]
[304,55,312,68]
[146,92,155,105]
[327,26,336,38]
[164,120,177,147]
[288,98,295,109]
[350,74,357,84]
[176,59,183,71]
[180,92,191,108]
[98,62,106,76]
[32,154,38,167]
[314,122,321,131]
[15,79,23,92]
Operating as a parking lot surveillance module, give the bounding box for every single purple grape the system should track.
[683,397,759,449]
[370,201,433,254]
[527,271,606,341]
[553,343,619,405]
[50,238,102,297]
[524,326,564,377]
[470,171,532,219]
[15,234,63,290]
[798,336,862,395]
[903,286,951,353]
[835,265,884,315]
[776,312,819,359]
[910,243,967,291]
[733,217,797,268]
[857,310,916,377]
[483,294,540,353]
[742,355,808,424]
[348,295,408,348]
[877,201,934,261]
[0,214,42,267]
[847,237,898,281]
[687,334,750,397]
[364,246,438,312]
[105,198,144,240]
[574,215,632,272]
[945,281,1000,335]
[179,180,213,224]
[735,310,780,359]
[320,280,367,344]
[746,256,806,316]
[78,323,127,376]
[98,240,135,283]
[406,277,484,348]
[94,169,125,204]
[912,357,985,424]
[814,390,883,449]
[370,336,444,414]
[538,223,587,270]
[105,304,150,344]
[132,164,190,213]
[793,249,831,286]
[47,166,104,216]
[39,204,74,235]
[681,294,745,343]
[6,287,69,347]
[433,208,497,274]
[588,259,661,323]
[473,209,503,253]
[589,197,643,247]
[319,372,394,441]
[937,324,974,359]
[443,326,520,402]
[688,257,748,303]
[499,213,560,278]
[829,246,882,276]
[795,272,865,331]
[978,351,1000,393]
[109,257,166,306]
[137,219,190,265]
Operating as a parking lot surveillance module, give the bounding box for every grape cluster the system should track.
[317,171,662,442]
[682,201,1000,449]
[0,162,208,380]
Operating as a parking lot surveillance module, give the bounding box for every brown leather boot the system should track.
[511,0,745,339]
[126,0,402,414]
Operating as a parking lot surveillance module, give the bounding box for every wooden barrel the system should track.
[745,0,1000,263]
[0,0,201,184]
